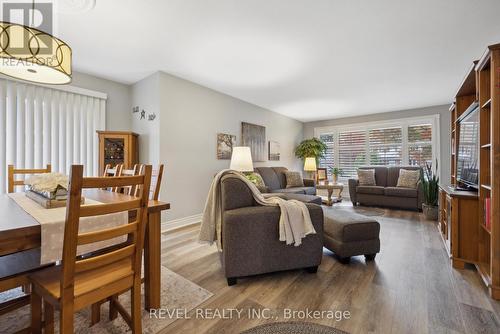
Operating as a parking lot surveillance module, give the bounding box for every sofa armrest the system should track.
[348,179,359,204]
[303,178,316,187]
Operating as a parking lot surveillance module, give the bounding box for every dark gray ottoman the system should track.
[323,209,380,264]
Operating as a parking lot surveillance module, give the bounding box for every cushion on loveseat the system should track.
[384,187,418,198]
[356,185,385,195]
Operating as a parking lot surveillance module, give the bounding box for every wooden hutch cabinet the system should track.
[97,131,139,174]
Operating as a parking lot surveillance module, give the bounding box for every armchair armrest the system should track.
[303,178,316,187]
[348,179,359,204]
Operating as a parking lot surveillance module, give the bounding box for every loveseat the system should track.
[254,166,316,195]
[348,166,423,210]
[220,176,324,285]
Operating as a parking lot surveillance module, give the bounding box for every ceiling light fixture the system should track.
[0,0,72,84]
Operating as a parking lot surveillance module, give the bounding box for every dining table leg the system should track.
[144,211,161,310]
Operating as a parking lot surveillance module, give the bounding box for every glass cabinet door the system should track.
[104,137,125,167]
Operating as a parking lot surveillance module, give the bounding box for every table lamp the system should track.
[230,147,254,172]
[304,157,317,180]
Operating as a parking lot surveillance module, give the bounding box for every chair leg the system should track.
[91,302,101,326]
[30,292,42,334]
[60,304,74,334]
[44,301,55,334]
[131,285,142,334]
[109,295,118,321]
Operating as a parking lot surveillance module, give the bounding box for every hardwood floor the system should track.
[158,203,500,334]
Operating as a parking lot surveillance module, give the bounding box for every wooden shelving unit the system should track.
[476,43,500,299]
[440,43,500,300]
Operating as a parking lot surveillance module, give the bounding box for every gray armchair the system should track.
[220,176,324,285]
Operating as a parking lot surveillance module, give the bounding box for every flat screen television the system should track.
[456,102,479,190]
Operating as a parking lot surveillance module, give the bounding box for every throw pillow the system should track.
[357,169,376,186]
[244,172,268,193]
[396,169,421,189]
[285,171,304,188]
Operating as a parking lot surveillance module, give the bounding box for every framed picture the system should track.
[317,167,327,181]
[217,133,236,160]
[268,141,280,161]
[242,122,266,162]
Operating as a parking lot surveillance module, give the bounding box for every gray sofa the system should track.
[220,176,324,285]
[254,166,316,195]
[348,166,423,210]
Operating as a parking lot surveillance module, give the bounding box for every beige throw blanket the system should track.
[198,170,316,250]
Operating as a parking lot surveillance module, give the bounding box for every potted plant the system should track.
[294,138,327,164]
[422,161,439,220]
[328,167,343,183]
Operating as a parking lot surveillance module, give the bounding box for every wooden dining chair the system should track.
[103,164,123,192]
[29,164,152,334]
[137,164,164,200]
[7,164,52,193]
[119,164,142,196]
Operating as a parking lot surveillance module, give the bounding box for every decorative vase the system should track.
[332,174,338,184]
[422,203,439,221]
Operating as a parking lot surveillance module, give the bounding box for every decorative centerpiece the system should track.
[328,167,343,183]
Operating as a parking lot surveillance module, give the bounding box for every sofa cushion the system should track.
[356,185,385,195]
[323,210,380,242]
[357,169,376,186]
[396,169,421,189]
[272,167,289,189]
[359,166,388,187]
[387,166,421,187]
[384,186,418,198]
[271,187,315,195]
[285,171,304,188]
[255,167,281,190]
[265,193,322,205]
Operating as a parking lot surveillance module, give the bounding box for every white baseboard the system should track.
[161,213,202,233]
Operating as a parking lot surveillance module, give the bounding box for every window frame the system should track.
[314,114,441,180]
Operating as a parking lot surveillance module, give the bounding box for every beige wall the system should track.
[131,71,304,222]
[70,71,132,131]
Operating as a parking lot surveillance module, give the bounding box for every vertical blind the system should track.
[0,79,106,193]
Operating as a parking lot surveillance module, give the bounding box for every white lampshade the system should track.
[230,146,254,172]
[304,157,317,171]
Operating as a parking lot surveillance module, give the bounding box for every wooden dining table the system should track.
[0,189,170,311]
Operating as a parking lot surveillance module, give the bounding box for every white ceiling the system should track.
[57,0,500,122]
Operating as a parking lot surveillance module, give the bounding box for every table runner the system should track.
[8,192,128,264]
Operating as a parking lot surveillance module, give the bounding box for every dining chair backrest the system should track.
[60,164,152,308]
[137,164,164,200]
[7,164,52,193]
[103,164,123,192]
[119,164,141,196]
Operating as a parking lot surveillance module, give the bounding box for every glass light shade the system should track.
[0,22,72,84]
[304,157,317,171]
[230,147,254,172]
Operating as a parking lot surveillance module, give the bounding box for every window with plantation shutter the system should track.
[319,133,334,175]
[368,127,402,165]
[315,115,440,182]
[408,124,433,168]
[338,130,366,178]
